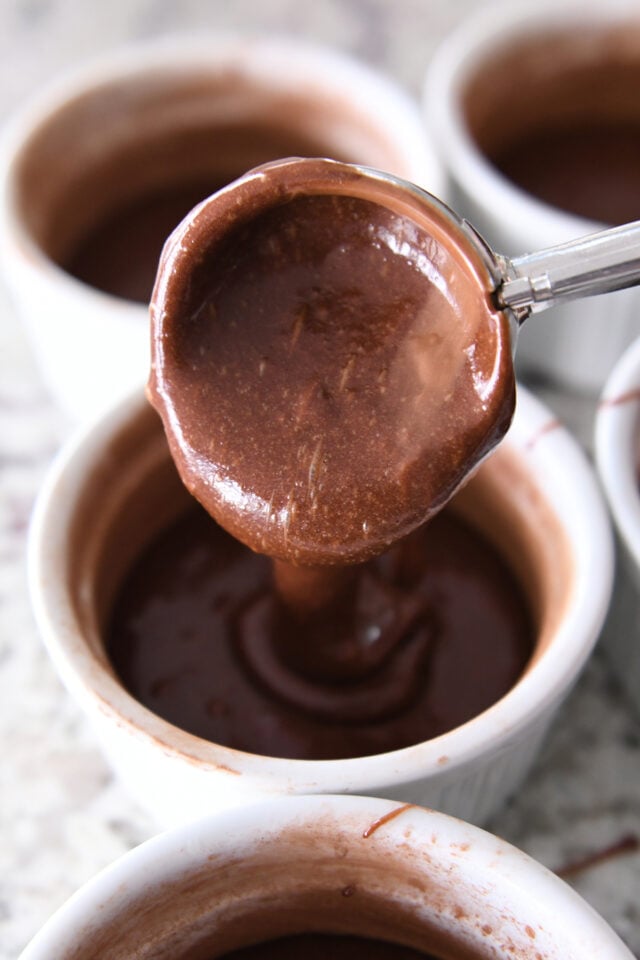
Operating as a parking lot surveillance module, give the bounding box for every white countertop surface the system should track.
[0,1,638,957]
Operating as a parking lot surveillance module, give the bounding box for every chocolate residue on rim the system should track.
[599,387,640,409]
[524,418,561,452]
[363,803,416,839]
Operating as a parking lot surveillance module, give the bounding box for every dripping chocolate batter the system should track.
[149,159,514,569]
[130,157,524,754]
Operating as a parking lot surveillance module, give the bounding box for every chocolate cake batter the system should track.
[217,933,439,959]
[65,180,214,303]
[134,158,523,754]
[106,500,533,760]
[62,126,346,303]
[149,159,514,568]
[491,124,640,226]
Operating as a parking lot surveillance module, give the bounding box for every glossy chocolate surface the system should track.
[149,159,514,566]
[106,500,533,760]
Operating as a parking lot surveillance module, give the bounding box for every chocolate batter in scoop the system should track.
[148,158,515,567]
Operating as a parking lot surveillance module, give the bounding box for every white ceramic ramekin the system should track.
[595,334,640,713]
[18,795,634,959]
[424,0,640,395]
[27,382,613,828]
[0,35,442,423]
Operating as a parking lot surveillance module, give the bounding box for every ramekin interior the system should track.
[27,383,613,801]
[424,1,640,250]
[3,35,439,291]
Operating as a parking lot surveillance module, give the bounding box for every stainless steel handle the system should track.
[496,220,640,315]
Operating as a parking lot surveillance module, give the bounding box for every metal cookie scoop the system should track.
[493,219,640,318]
[149,157,640,569]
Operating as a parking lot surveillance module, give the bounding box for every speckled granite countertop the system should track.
[0,1,638,957]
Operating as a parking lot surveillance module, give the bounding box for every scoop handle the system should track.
[496,220,640,316]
